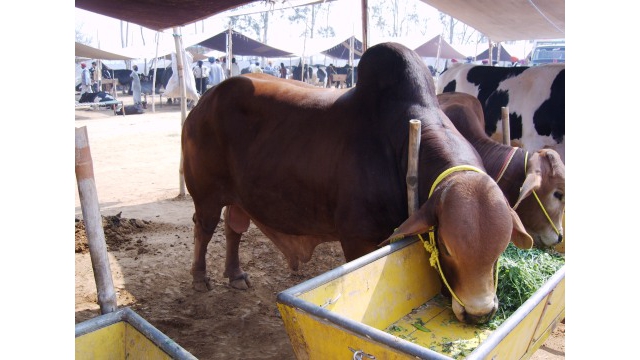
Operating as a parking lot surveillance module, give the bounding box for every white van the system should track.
[529,39,565,66]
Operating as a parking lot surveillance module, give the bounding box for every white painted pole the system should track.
[151,32,160,113]
[173,27,188,196]
[75,126,117,314]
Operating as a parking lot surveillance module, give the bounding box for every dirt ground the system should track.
[74,93,564,359]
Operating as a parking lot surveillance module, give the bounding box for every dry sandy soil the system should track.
[74,94,564,359]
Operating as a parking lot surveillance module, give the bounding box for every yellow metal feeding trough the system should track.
[75,307,197,360]
[277,237,565,359]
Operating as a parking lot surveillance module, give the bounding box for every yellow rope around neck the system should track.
[428,165,485,197]
[524,152,560,236]
[421,165,486,308]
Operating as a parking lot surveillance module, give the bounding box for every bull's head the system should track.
[512,149,565,248]
[386,170,532,324]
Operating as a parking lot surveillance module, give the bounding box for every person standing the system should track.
[208,57,226,88]
[279,62,287,79]
[80,63,93,94]
[90,61,100,92]
[326,63,337,88]
[221,57,229,77]
[251,62,263,74]
[230,57,241,77]
[192,60,210,95]
[130,64,142,109]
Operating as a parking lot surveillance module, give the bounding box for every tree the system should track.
[440,12,483,45]
[370,0,432,37]
[75,24,93,45]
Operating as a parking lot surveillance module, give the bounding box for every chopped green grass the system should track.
[482,243,565,330]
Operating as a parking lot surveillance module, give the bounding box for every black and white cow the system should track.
[437,63,565,162]
[78,91,116,104]
[111,67,173,96]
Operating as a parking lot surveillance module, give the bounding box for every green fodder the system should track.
[483,243,565,330]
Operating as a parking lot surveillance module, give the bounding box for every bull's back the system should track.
[182,75,383,232]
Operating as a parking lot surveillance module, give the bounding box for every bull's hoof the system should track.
[229,273,251,290]
[192,276,212,292]
[191,270,212,292]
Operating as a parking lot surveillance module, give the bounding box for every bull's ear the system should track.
[380,200,436,247]
[513,152,542,210]
[510,207,533,249]
[541,148,565,177]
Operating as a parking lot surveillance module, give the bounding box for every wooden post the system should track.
[75,126,117,315]
[501,106,510,146]
[407,119,421,216]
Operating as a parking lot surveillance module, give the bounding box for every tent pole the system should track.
[361,0,368,52]
[489,40,493,65]
[173,27,188,197]
[434,31,444,84]
[227,25,233,78]
[151,32,160,113]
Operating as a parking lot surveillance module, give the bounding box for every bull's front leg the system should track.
[223,205,252,290]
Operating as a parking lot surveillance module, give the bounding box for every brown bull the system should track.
[437,92,565,248]
[182,42,532,324]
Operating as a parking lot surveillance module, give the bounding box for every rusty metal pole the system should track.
[75,126,117,314]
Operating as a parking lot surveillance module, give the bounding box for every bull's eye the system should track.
[553,191,564,201]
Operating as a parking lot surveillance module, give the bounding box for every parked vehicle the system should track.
[529,39,565,66]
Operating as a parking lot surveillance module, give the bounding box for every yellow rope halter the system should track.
[524,152,560,236]
[422,165,486,308]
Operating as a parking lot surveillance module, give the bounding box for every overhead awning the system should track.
[75,42,136,60]
[196,30,295,58]
[419,0,564,42]
[413,35,466,59]
[475,46,514,62]
[75,0,258,31]
[320,36,363,60]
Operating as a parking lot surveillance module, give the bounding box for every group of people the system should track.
[192,58,295,95]
[192,56,243,95]
[79,61,144,111]
[79,61,113,94]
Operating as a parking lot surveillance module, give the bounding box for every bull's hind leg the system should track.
[190,204,222,292]
[223,205,252,290]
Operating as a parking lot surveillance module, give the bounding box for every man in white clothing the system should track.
[230,57,241,77]
[208,57,226,88]
[80,63,92,94]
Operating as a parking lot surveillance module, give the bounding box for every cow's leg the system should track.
[190,205,222,292]
[223,205,252,290]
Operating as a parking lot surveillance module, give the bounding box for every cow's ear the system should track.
[509,207,533,249]
[513,152,542,209]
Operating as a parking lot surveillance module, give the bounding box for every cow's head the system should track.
[386,171,532,324]
[512,148,565,248]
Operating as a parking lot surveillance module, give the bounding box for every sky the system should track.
[4,1,638,358]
